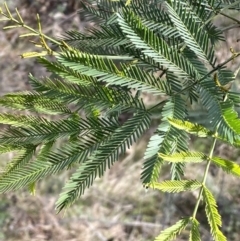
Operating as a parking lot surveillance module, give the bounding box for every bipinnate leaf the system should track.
[159,151,206,163]
[211,157,240,177]
[168,118,213,137]
[0,3,239,240]
[155,218,189,241]
[148,180,202,193]
[189,218,201,241]
[202,186,226,241]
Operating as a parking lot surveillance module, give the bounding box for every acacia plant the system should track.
[1,0,240,240]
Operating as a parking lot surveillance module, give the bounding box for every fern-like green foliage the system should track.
[1,0,240,240]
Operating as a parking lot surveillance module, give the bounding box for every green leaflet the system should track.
[148,180,202,193]
[189,218,201,241]
[168,118,213,137]
[211,157,240,177]
[159,151,206,163]
[202,186,227,241]
[28,182,36,196]
[154,218,190,241]
[220,100,240,135]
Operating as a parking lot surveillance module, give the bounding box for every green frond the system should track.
[142,96,188,183]
[130,0,172,26]
[0,145,36,181]
[181,47,214,77]
[27,141,55,195]
[166,72,182,93]
[56,111,151,211]
[0,160,55,193]
[81,0,123,22]
[46,138,100,169]
[148,180,202,193]
[0,92,71,115]
[36,141,55,161]
[129,0,181,41]
[189,218,201,241]
[29,75,146,114]
[170,162,185,181]
[23,141,54,195]
[46,117,121,168]
[154,218,190,241]
[60,24,129,51]
[0,121,115,194]
[168,118,213,137]
[0,113,50,127]
[58,50,170,94]
[37,58,92,86]
[165,1,212,63]
[142,134,165,183]
[159,151,206,163]
[0,144,27,154]
[0,118,82,145]
[0,114,120,147]
[186,1,224,44]
[116,9,200,79]
[0,117,120,194]
[202,186,227,241]
[211,156,240,177]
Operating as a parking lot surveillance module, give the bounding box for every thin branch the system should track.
[220,12,240,25]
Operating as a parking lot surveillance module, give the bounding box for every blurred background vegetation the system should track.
[0,1,240,240]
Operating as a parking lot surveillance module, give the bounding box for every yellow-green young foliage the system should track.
[1,0,240,240]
